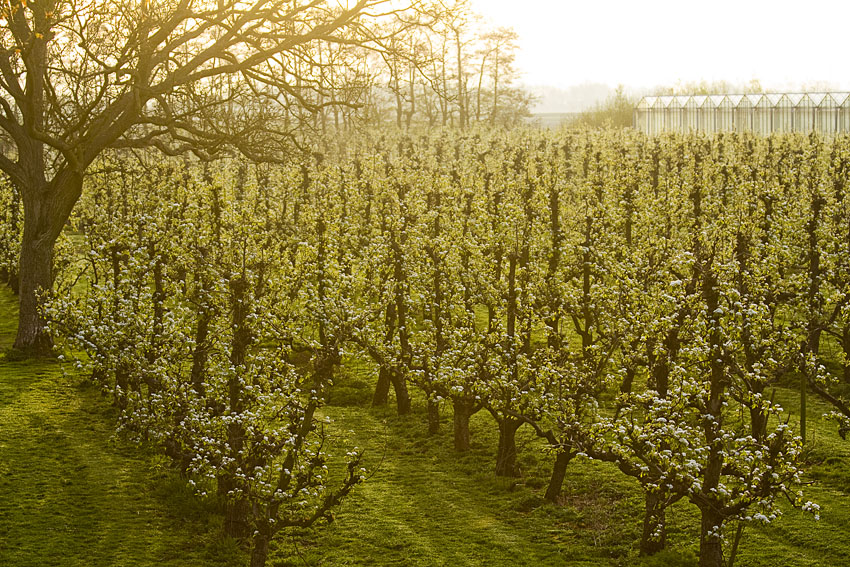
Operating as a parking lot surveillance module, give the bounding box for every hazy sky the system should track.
[470,0,850,92]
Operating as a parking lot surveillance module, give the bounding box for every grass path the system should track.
[270,361,639,566]
[0,288,236,567]
[308,407,570,566]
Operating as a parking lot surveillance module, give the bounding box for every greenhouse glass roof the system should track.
[633,92,850,136]
[635,93,850,111]
[809,93,827,106]
[765,94,784,106]
[833,92,850,105]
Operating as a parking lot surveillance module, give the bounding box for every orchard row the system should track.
[10,128,847,567]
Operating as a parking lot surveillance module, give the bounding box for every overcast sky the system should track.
[470,0,850,92]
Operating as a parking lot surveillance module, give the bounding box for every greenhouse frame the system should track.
[634,93,850,135]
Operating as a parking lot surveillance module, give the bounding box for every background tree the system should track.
[571,85,635,129]
[476,27,519,125]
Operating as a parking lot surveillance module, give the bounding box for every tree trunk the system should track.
[427,398,440,435]
[803,193,824,443]
[15,226,54,353]
[491,54,499,125]
[394,79,403,129]
[190,306,212,396]
[639,491,667,556]
[620,365,637,395]
[495,417,522,477]
[373,366,391,406]
[250,533,271,567]
[750,404,768,442]
[223,497,251,540]
[476,56,486,123]
[15,173,84,354]
[843,327,850,384]
[453,398,474,451]
[114,360,133,410]
[699,263,726,567]
[406,59,416,129]
[698,507,724,567]
[221,275,251,540]
[390,370,411,415]
[544,450,572,503]
[455,32,466,129]
[6,265,19,294]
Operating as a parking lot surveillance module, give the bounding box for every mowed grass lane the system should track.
[0,287,236,567]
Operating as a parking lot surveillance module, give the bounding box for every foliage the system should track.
[568,86,635,129]
[21,128,850,566]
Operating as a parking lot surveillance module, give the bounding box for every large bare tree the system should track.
[0,0,406,352]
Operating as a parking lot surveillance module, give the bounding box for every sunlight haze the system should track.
[471,0,850,92]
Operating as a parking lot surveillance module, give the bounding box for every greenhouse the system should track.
[634,93,850,135]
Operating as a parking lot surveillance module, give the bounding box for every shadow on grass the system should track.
[0,355,243,567]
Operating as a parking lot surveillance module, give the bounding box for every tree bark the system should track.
[698,263,726,567]
[495,417,522,477]
[250,532,271,567]
[373,366,391,406]
[15,224,54,353]
[544,450,572,503]
[639,491,667,556]
[427,398,440,435]
[698,507,724,567]
[453,398,474,451]
[490,50,499,125]
[843,327,850,384]
[802,192,824,443]
[390,370,411,415]
[190,305,212,396]
[15,173,84,354]
[455,30,466,129]
[223,498,251,540]
[750,405,768,443]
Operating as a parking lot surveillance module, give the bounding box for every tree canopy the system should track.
[0,0,420,351]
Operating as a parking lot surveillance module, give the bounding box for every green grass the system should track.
[1,284,850,566]
[0,288,242,567]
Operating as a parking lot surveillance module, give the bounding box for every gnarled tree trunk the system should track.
[15,172,84,354]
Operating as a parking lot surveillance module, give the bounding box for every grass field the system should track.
[1,285,849,566]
